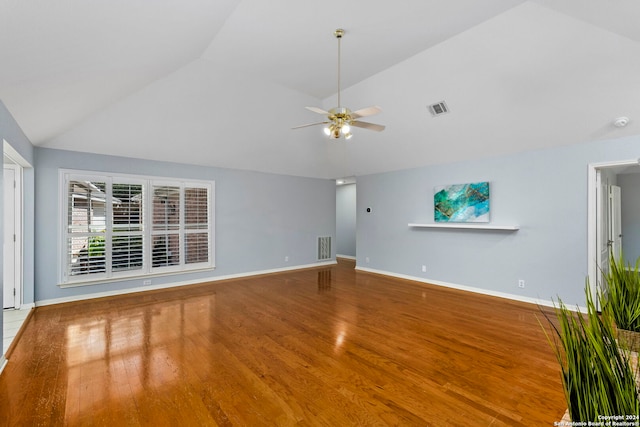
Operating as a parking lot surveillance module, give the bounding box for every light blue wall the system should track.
[619,172,640,264]
[6,94,640,314]
[336,184,356,258]
[1,100,36,352]
[356,135,640,307]
[34,147,336,303]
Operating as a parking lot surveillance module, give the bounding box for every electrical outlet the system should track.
[143,279,152,286]
[518,279,525,288]
[365,257,370,263]
[421,265,427,273]
[285,256,289,262]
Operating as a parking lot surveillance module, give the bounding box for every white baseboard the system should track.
[34,261,583,313]
[355,265,573,311]
[36,261,337,307]
[336,254,356,260]
[0,356,7,375]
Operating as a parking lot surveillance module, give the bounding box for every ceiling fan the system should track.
[292,29,385,140]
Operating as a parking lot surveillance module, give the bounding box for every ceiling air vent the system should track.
[428,101,449,117]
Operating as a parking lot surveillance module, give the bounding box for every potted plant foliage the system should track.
[541,286,639,421]
[602,253,640,352]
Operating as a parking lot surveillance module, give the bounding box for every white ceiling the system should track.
[1,0,639,179]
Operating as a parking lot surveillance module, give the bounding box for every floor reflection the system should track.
[63,293,216,419]
[317,270,332,292]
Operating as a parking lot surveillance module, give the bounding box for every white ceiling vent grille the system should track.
[428,101,449,117]
[317,236,332,261]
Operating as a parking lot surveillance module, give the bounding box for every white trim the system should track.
[2,139,31,168]
[0,355,7,375]
[58,267,216,288]
[15,165,23,309]
[36,261,337,307]
[408,223,519,231]
[336,254,356,260]
[587,164,599,307]
[355,265,587,312]
[3,138,31,311]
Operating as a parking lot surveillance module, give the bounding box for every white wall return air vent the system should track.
[317,236,332,261]
[428,101,449,117]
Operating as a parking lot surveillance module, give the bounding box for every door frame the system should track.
[3,140,27,309]
[3,164,21,308]
[587,159,637,309]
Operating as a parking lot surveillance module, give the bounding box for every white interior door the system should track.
[3,166,17,308]
[596,171,610,291]
[597,182,623,303]
[609,185,622,262]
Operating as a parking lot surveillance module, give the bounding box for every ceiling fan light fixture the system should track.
[292,29,384,138]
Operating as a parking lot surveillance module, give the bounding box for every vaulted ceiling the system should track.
[1,0,639,179]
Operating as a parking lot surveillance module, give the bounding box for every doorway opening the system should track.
[587,158,640,309]
[335,178,356,263]
[3,140,28,310]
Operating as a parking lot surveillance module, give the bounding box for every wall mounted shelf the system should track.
[408,223,519,231]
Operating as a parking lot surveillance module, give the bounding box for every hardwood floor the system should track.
[0,260,567,426]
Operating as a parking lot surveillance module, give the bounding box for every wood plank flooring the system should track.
[0,259,567,426]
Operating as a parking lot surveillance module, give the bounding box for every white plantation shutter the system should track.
[184,186,210,265]
[61,171,214,285]
[112,182,144,273]
[67,179,107,277]
[151,184,181,269]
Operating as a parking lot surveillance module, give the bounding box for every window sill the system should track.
[58,265,215,288]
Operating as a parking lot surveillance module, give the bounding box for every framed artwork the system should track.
[434,182,490,223]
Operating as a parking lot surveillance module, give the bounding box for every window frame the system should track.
[59,169,215,287]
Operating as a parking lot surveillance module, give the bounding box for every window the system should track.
[61,171,214,285]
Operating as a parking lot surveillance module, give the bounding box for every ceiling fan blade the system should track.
[305,106,330,115]
[292,121,329,129]
[351,120,385,132]
[351,106,382,118]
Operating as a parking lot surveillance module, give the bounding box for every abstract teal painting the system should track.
[434,182,490,223]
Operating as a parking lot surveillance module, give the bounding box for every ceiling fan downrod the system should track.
[335,28,344,109]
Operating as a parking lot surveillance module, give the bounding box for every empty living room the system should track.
[2,1,640,425]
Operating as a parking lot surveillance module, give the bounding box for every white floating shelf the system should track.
[408,223,519,231]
